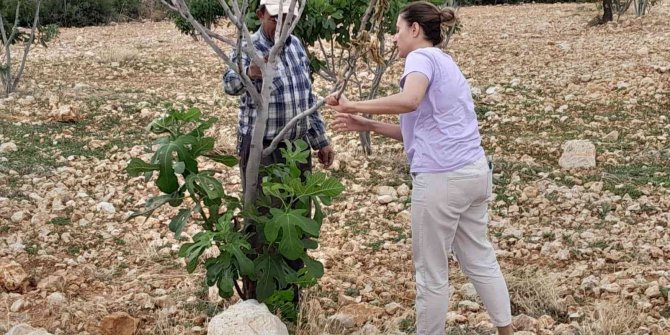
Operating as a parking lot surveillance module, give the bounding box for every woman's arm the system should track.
[331,114,403,142]
[327,72,429,115]
[369,119,403,141]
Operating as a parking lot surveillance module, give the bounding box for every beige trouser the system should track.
[410,155,511,334]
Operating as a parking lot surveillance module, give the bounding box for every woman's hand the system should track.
[331,113,371,133]
[325,93,353,114]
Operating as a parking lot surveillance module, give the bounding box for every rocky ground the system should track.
[1,2,669,335]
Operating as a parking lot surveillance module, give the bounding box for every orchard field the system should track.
[1,2,669,334]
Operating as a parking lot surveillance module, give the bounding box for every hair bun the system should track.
[440,7,457,27]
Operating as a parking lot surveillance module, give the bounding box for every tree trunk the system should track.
[603,0,614,22]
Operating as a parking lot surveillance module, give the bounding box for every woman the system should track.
[326,2,513,334]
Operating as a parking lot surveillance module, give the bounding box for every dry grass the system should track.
[579,300,643,335]
[506,269,567,320]
[98,47,140,65]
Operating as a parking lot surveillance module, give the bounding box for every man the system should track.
[223,0,335,181]
[222,0,334,302]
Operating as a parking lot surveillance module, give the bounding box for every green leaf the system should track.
[192,137,215,157]
[178,243,194,257]
[186,172,225,200]
[254,253,291,301]
[169,208,191,238]
[174,107,201,121]
[149,115,176,134]
[313,197,324,225]
[298,172,345,198]
[155,135,198,193]
[208,154,238,167]
[279,139,310,164]
[126,158,160,177]
[302,238,319,250]
[127,193,181,220]
[302,254,324,278]
[217,269,235,298]
[226,244,254,276]
[265,208,319,260]
[182,232,212,273]
[186,255,200,273]
[173,161,186,174]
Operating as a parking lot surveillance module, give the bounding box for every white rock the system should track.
[397,184,410,197]
[384,302,403,315]
[0,141,18,153]
[460,283,478,301]
[641,77,655,86]
[11,211,24,223]
[555,249,570,261]
[328,313,355,329]
[485,86,498,95]
[559,140,596,169]
[352,324,380,335]
[10,298,25,312]
[5,324,53,335]
[378,195,395,204]
[207,299,288,335]
[644,284,661,298]
[446,312,467,325]
[580,275,599,290]
[376,186,398,198]
[9,242,25,253]
[601,283,621,293]
[47,292,67,309]
[603,130,619,141]
[502,228,523,239]
[458,300,480,311]
[96,202,116,214]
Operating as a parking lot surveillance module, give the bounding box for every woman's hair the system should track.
[400,1,458,46]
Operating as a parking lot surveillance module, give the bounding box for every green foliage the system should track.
[170,0,225,36]
[127,104,344,305]
[0,0,146,28]
[114,0,143,18]
[171,0,447,74]
[264,289,298,322]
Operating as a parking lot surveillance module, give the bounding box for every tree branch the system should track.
[13,0,42,92]
[164,0,263,104]
[0,13,8,46]
[262,99,326,156]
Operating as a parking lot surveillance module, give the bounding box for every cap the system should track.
[260,0,300,16]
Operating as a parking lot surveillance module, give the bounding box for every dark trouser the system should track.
[238,133,311,302]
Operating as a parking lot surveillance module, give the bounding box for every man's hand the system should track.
[247,56,269,80]
[317,145,335,168]
[247,62,262,80]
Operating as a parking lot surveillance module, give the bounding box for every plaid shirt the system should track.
[223,30,329,154]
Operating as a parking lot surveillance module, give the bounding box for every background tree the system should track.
[169,0,451,154]
[0,0,58,97]
[128,0,384,308]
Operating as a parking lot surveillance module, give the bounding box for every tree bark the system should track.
[603,0,614,22]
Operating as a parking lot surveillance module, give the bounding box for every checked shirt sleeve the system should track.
[222,49,252,96]
[306,99,330,150]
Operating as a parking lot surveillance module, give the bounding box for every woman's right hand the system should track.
[331,113,371,133]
